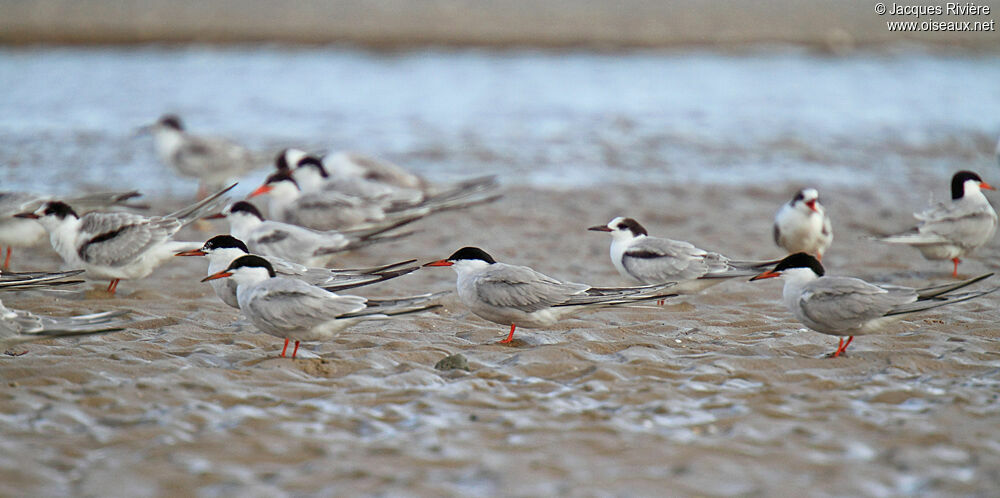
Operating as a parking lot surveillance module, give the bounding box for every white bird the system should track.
[875,170,997,277]
[209,201,415,267]
[0,300,131,353]
[251,167,500,232]
[424,246,676,344]
[588,217,777,294]
[0,190,144,270]
[773,188,833,260]
[750,252,997,357]
[17,184,236,295]
[146,114,259,198]
[177,234,419,308]
[201,255,444,359]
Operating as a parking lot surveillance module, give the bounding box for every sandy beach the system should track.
[2,177,1000,496]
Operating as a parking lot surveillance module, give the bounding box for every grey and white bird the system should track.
[588,217,777,294]
[423,247,676,344]
[251,168,500,232]
[210,201,414,267]
[177,234,419,308]
[0,300,130,352]
[16,184,236,294]
[773,188,833,260]
[875,171,997,277]
[146,114,259,197]
[201,255,443,359]
[276,149,425,205]
[750,252,997,357]
[0,189,144,270]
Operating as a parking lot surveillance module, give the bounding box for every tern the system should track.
[209,201,415,267]
[177,234,419,308]
[17,184,236,294]
[750,252,997,357]
[424,246,677,344]
[201,255,444,359]
[875,171,997,277]
[773,188,833,260]
[0,189,144,270]
[145,114,259,197]
[588,217,778,294]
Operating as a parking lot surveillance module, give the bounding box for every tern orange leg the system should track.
[280,338,290,357]
[106,279,120,295]
[499,324,517,344]
[2,247,10,270]
[291,341,300,359]
[952,258,961,278]
[831,336,855,358]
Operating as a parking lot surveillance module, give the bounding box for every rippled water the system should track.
[2,46,1000,496]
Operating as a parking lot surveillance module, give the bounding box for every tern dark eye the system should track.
[617,223,627,230]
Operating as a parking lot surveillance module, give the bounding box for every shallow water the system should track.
[2,46,1000,496]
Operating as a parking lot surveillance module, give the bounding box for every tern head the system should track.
[424,247,497,272]
[16,201,79,228]
[155,114,183,131]
[201,254,275,285]
[791,188,822,213]
[951,170,994,200]
[275,148,311,172]
[250,170,300,198]
[588,217,648,241]
[177,235,249,258]
[750,252,825,281]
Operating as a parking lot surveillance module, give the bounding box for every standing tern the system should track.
[0,189,144,270]
[201,255,444,359]
[145,114,259,198]
[17,184,236,295]
[210,201,415,267]
[750,252,997,357]
[588,217,778,294]
[0,301,131,354]
[773,188,833,260]
[423,247,677,344]
[177,235,419,308]
[875,171,997,277]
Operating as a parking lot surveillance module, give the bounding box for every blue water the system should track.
[1,45,998,196]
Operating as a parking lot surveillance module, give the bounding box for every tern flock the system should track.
[2,114,998,358]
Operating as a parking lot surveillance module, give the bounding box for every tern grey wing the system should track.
[77,213,180,267]
[798,277,915,333]
[173,135,253,177]
[282,192,385,231]
[621,237,716,282]
[918,207,997,248]
[0,192,46,216]
[243,278,367,334]
[334,152,427,190]
[473,263,589,313]
[249,222,347,262]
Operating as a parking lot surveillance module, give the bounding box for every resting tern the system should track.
[750,252,997,357]
[773,188,833,260]
[0,301,131,353]
[251,168,500,232]
[424,247,677,344]
[875,171,997,277]
[17,184,236,295]
[276,149,425,205]
[145,114,259,197]
[588,217,778,294]
[210,201,414,267]
[177,234,419,308]
[201,255,444,359]
[0,189,144,270]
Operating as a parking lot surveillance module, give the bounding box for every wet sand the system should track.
[2,180,1000,496]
